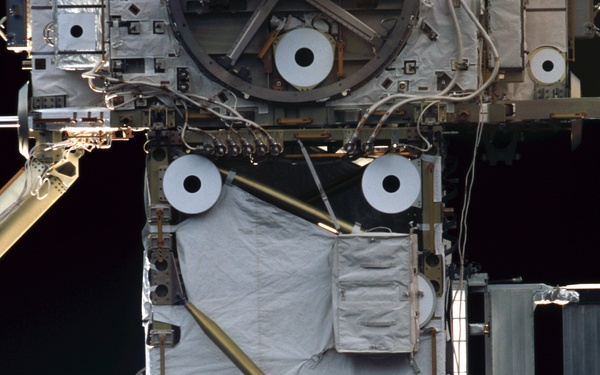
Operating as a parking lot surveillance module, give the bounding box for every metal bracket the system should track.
[403,60,418,75]
[149,329,176,347]
[149,205,172,223]
[419,21,438,41]
[423,254,443,296]
[148,250,184,305]
[451,59,469,71]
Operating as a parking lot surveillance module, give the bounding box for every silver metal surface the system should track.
[17,83,29,158]
[225,0,280,66]
[0,116,18,128]
[563,304,600,375]
[4,0,600,373]
[484,285,540,375]
[56,13,97,51]
[524,0,568,51]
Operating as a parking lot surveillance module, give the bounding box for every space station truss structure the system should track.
[1,0,600,374]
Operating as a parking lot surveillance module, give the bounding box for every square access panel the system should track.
[56,12,98,52]
[563,287,600,375]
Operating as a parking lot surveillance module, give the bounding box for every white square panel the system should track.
[57,12,98,52]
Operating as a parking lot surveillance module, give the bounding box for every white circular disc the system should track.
[163,155,222,214]
[361,154,421,214]
[417,274,436,328]
[528,47,566,85]
[274,28,334,88]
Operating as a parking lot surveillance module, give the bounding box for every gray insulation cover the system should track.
[333,234,416,353]
[488,0,524,69]
[145,185,419,374]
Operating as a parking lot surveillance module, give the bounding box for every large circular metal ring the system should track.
[168,1,420,104]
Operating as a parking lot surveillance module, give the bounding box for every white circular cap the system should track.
[274,28,334,89]
[528,46,566,85]
[361,154,421,214]
[163,155,222,214]
[417,274,436,328]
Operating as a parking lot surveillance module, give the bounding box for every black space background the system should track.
[1,10,600,375]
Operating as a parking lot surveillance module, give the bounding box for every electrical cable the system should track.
[450,99,485,374]
[352,0,500,157]
[430,2,498,371]
[388,100,440,153]
[346,0,466,150]
[85,68,282,156]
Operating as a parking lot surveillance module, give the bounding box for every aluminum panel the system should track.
[485,287,535,375]
[488,0,524,69]
[57,13,97,51]
[525,11,568,51]
[525,0,566,10]
[563,304,600,375]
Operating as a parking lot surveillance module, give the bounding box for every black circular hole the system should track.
[430,280,440,292]
[70,25,83,38]
[183,175,201,193]
[295,48,314,67]
[542,60,554,72]
[155,259,168,271]
[425,254,440,267]
[152,148,166,162]
[382,175,401,193]
[155,284,168,297]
